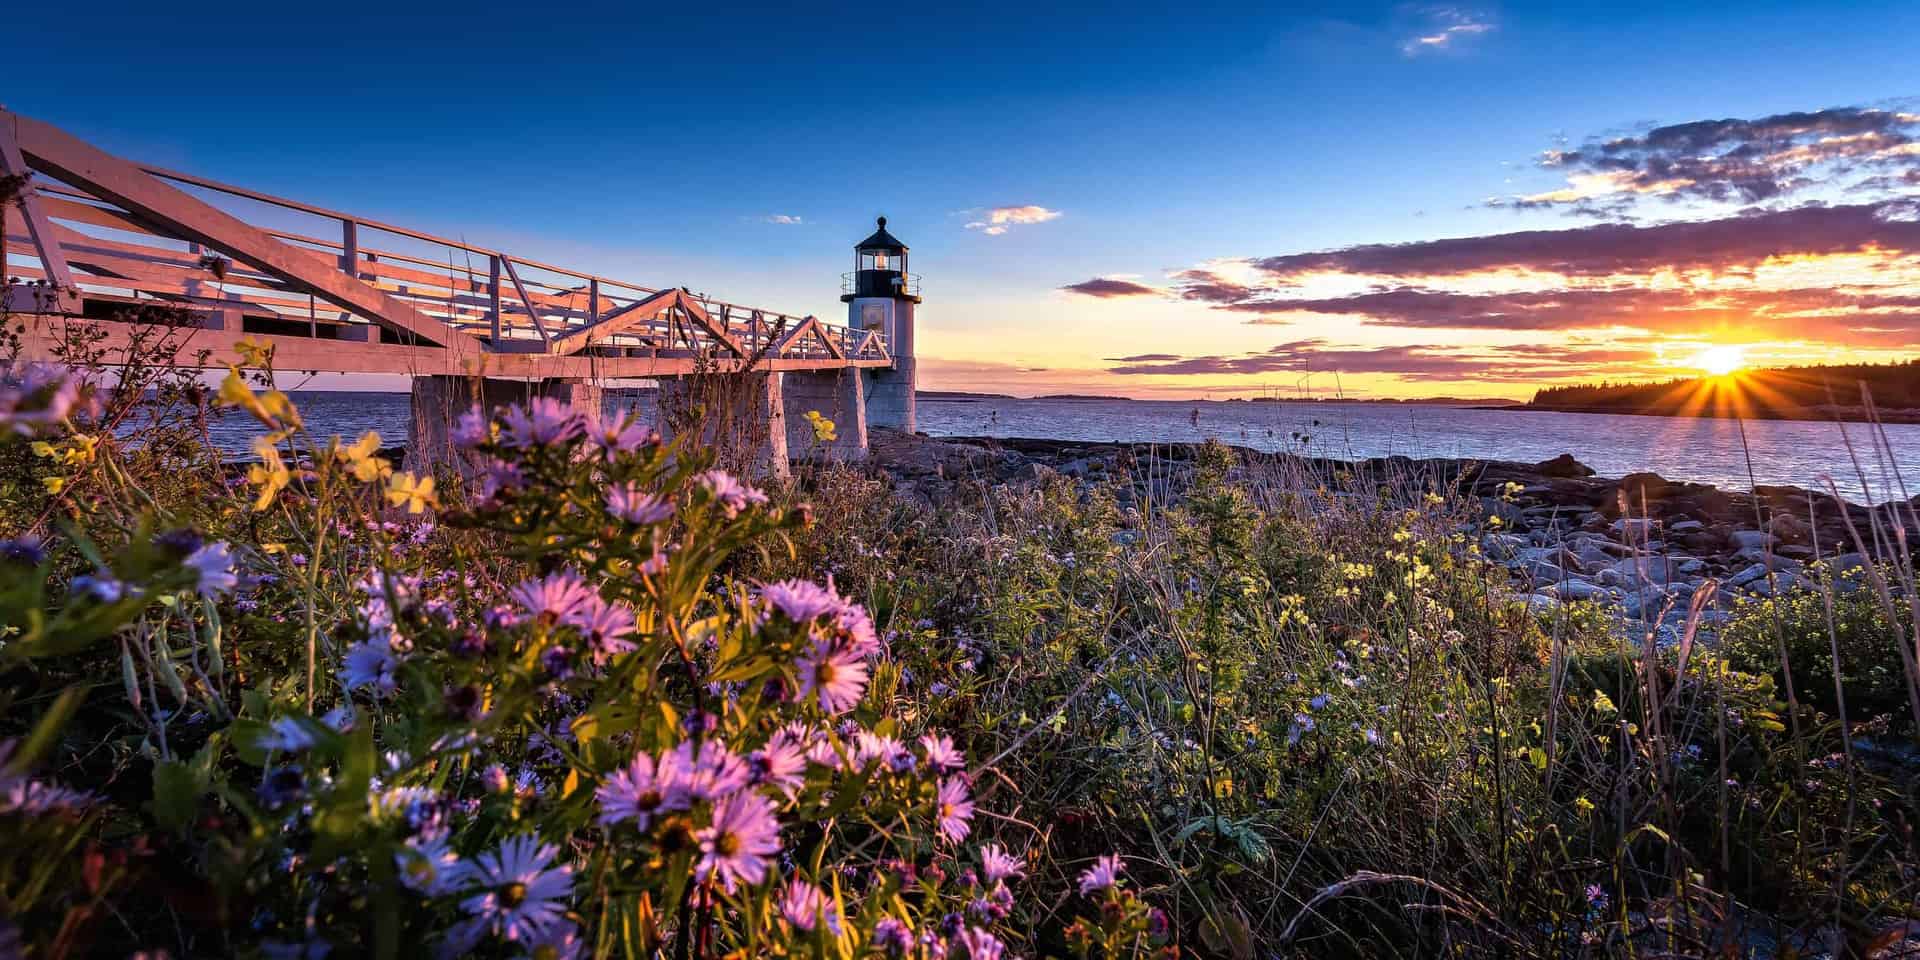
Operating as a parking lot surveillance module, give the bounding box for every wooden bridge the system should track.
[0,109,921,472]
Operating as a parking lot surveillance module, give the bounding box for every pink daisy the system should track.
[796,639,869,715]
[459,835,574,942]
[606,483,674,525]
[672,740,752,804]
[698,470,768,517]
[509,570,597,625]
[500,397,586,449]
[920,734,966,774]
[759,579,842,625]
[778,875,841,933]
[935,777,975,844]
[565,595,637,664]
[596,750,685,829]
[695,790,781,891]
[979,843,1024,885]
[1077,854,1123,895]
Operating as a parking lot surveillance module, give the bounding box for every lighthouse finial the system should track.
[877,216,887,229]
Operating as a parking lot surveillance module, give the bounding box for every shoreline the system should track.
[1492,403,1920,425]
[862,430,1920,635]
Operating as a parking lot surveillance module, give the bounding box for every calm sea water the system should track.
[205,392,1920,503]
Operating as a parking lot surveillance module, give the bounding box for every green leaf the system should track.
[6,685,85,774]
[152,759,199,831]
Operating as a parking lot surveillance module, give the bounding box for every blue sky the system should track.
[10,1,1920,397]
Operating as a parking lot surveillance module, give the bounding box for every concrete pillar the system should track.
[863,360,915,434]
[655,372,789,480]
[407,375,603,472]
[782,368,868,461]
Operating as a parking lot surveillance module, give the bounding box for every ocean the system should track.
[201,392,1920,504]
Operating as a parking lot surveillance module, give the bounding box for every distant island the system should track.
[920,391,1525,406]
[1521,359,1920,424]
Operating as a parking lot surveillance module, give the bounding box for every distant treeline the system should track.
[1528,359,1920,420]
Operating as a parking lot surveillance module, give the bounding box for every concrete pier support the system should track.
[862,360,915,434]
[407,375,602,472]
[656,372,790,479]
[782,368,868,461]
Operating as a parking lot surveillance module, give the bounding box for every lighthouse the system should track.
[843,216,920,433]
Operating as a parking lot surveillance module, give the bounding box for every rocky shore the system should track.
[863,429,1920,637]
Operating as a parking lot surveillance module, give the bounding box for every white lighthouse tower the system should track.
[843,216,920,433]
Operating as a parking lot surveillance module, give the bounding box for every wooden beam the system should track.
[498,256,549,343]
[549,286,681,354]
[0,118,74,287]
[5,109,477,357]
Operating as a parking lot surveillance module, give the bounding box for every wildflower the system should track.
[605,483,674,525]
[934,777,975,844]
[185,541,238,598]
[477,458,524,504]
[796,638,869,715]
[779,876,841,933]
[803,409,837,443]
[1585,883,1609,912]
[957,927,1005,960]
[638,548,669,576]
[0,536,45,567]
[592,417,657,460]
[872,918,914,955]
[258,765,306,808]
[261,717,317,752]
[341,637,399,696]
[1309,693,1329,711]
[698,469,767,517]
[320,705,355,732]
[565,595,637,664]
[516,920,584,960]
[500,398,586,449]
[334,430,390,483]
[248,436,292,511]
[920,734,965,775]
[0,365,81,435]
[452,407,493,448]
[761,579,843,625]
[510,571,597,626]
[597,751,684,829]
[71,573,131,603]
[694,790,781,891]
[398,831,469,895]
[461,835,575,943]
[385,471,436,514]
[979,843,1024,885]
[1078,854,1123,895]
[749,730,809,796]
[540,646,575,681]
[834,602,880,658]
[673,740,752,804]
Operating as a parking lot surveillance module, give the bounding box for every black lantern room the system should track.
[842,216,921,303]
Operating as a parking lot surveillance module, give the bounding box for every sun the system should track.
[1689,344,1747,376]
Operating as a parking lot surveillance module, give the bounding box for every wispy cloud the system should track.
[964,205,1063,236]
[1401,7,1494,55]
[1061,277,1162,298]
[1489,105,1920,214]
[1108,338,1661,383]
[761,214,803,225]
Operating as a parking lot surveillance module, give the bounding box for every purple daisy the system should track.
[935,777,975,844]
[872,918,913,955]
[397,831,469,895]
[509,570,597,625]
[796,639,869,715]
[760,579,843,625]
[698,469,768,517]
[1077,854,1123,895]
[778,875,841,933]
[460,835,574,943]
[750,729,809,796]
[605,483,674,525]
[920,734,965,775]
[979,843,1024,885]
[694,790,781,891]
[565,595,637,664]
[185,541,238,598]
[451,407,492,448]
[957,927,1005,960]
[596,750,685,829]
[673,740,752,804]
[591,418,658,461]
[500,397,586,449]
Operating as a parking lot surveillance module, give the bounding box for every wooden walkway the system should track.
[0,109,891,380]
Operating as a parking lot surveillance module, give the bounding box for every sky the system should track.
[8,0,1920,399]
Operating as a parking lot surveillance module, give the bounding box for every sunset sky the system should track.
[9,1,1920,399]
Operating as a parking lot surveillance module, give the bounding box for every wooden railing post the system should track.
[588,277,600,326]
[489,255,502,340]
[341,220,358,276]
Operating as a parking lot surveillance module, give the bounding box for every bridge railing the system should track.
[1,113,887,370]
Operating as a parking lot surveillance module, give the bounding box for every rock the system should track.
[1769,512,1814,545]
[1676,557,1709,576]
[1549,579,1611,602]
[1526,593,1560,614]
[1730,557,1805,588]
[1746,572,1808,597]
[1536,453,1596,478]
[1728,529,1777,551]
[1609,517,1658,539]
[1516,560,1566,582]
[1480,534,1526,560]
[1670,519,1707,534]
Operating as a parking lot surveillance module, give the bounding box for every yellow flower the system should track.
[248,436,291,511]
[30,441,55,458]
[234,336,273,369]
[385,471,436,514]
[803,409,837,443]
[334,430,390,483]
[217,367,302,429]
[1574,796,1595,816]
[61,434,98,466]
[42,476,66,494]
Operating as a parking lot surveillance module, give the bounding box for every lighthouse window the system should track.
[872,252,888,270]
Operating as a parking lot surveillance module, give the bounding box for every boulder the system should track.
[1536,453,1596,478]
[1728,529,1777,551]
[1549,579,1611,602]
